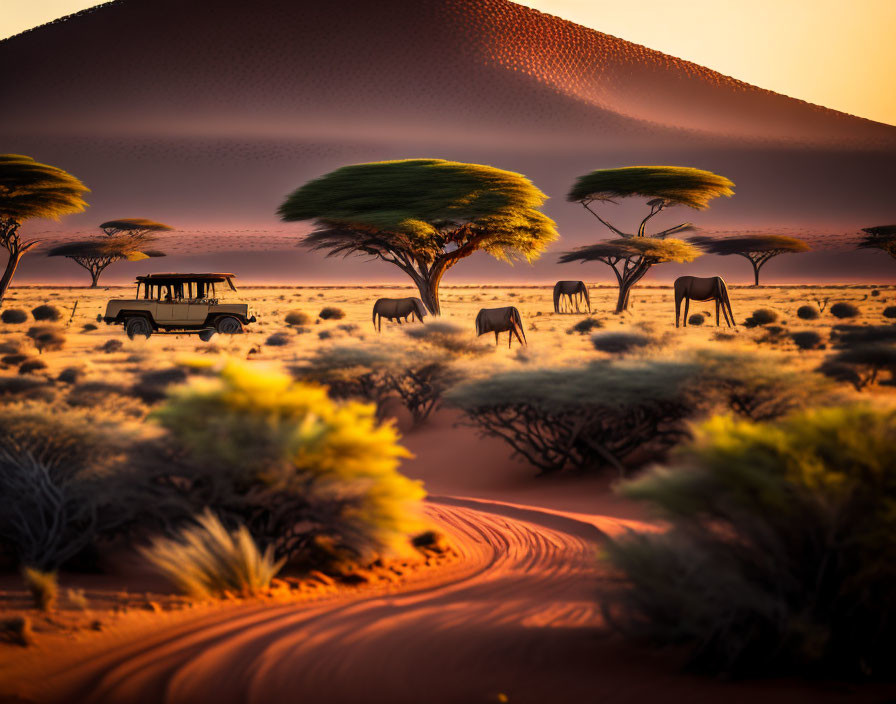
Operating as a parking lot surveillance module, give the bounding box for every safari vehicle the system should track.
[104,273,256,338]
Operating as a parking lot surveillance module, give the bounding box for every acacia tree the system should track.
[858,225,896,261]
[0,154,89,305]
[559,166,734,313]
[47,218,170,287]
[689,234,810,286]
[277,159,558,314]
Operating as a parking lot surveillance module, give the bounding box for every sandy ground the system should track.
[1,282,895,703]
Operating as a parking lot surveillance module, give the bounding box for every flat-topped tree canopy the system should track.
[100,218,172,236]
[568,166,735,210]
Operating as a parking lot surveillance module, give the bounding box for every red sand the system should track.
[2,414,896,703]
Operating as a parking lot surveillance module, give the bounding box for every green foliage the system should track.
[319,306,345,320]
[830,302,860,319]
[141,510,284,599]
[280,159,557,260]
[31,304,60,322]
[446,360,698,475]
[22,567,57,611]
[603,407,896,676]
[796,305,820,320]
[1,309,27,324]
[285,310,311,326]
[0,154,89,223]
[151,360,425,564]
[558,237,699,266]
[567,166,735,209]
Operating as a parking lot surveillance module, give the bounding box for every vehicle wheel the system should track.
[215,316,244,334]
[125,317,153,339]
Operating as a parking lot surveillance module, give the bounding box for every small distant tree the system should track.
[560,166,734,313]
[277,159,558,315]
[858,225,896,260]
[47,218,169,287]
[0,155,89,305]
[690,234,809,286]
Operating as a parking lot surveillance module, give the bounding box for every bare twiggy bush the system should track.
[447,360,698,475]
[602,407,896,677]
[403,321,490,356]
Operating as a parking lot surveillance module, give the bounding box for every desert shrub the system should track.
[830,324,896,347]
[22,567,57,611]
[141,510,284,599]
[82,323,98,331]
[0,339,22,355]
[567,318,603,335]
[150,360,425,566]
[446,360,698,475]
[591,331,652,354]
[1,309,27,324]
[0,616,33,646]
[26,326,65,354]
[796,305,819,320]
[404,321,490,356]
[743,308,778,327]
[687,313,705,326]
[293,346,395,409]
[31,305,61,322]
[883,306,896,319]
[57,366,84,384]
[818,345,896,390]
[132,367,188,403]
[18,359,47,375]
[265,332,290,347]
[98,339,123,353]
[2,353,28,366]
[871,289,881,297]
[0,403,141,569]
[0,375,51,402]
[602,407,896,677]
[319,306,345,320]
[690,350,833,421]
[790,331,823,350]
[830,302,860,319]
[285,310,311,326]
[388,361,465,426]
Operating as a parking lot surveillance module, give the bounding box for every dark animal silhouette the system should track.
[674,276,736,327]
[475,307,527,347]
[553,281,590,313]
[372,297,427,331]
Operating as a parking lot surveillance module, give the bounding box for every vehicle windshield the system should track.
[135,280,228,302]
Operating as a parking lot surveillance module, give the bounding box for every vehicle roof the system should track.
[135,273,236,283]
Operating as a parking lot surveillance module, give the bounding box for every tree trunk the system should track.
[414,271,443,316]
[614,263,652,313]
[90,269,100,288]
[752,261,760,286]
[0,249,24,307]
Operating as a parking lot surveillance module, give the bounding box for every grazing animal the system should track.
[475,306,527,347]
[372,297,427,331]
[553,281,591,314]
[674,276,736,327]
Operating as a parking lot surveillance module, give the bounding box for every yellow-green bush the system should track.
[151,360,425,565]
[602,406,896,677]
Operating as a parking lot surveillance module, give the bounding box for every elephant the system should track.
[553,281,590,313]
[475,306,527,347]
[674,275,736,327]
[372,297,427,331]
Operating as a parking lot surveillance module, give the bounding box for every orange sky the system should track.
[4,0,893,126]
